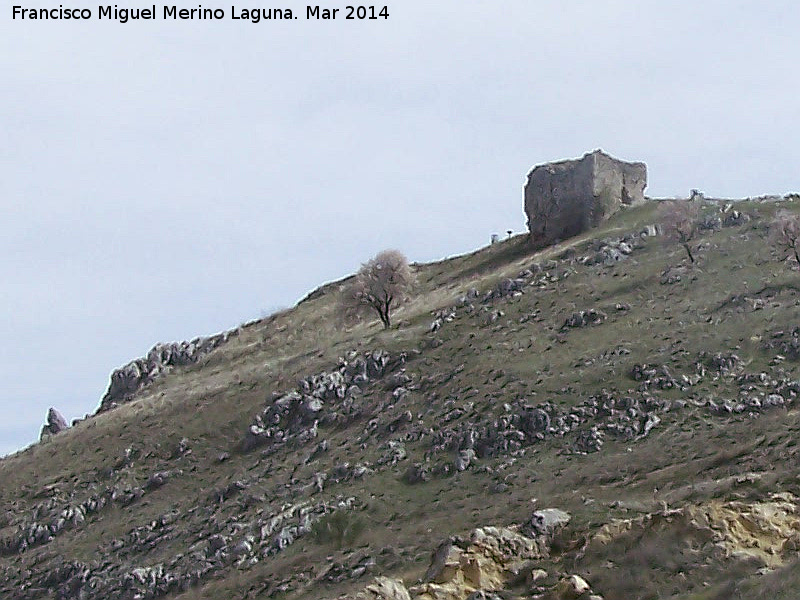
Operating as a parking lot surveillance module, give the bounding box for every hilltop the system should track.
[2,195,800,600]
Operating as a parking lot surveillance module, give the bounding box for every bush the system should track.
[310,510,365,549]
[770,211,800,267]
[658,200,702,263]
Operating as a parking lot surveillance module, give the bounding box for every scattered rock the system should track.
[244,350,406,453]
[640,224,660,238]
[723,210,751,227]
[207,534,226,554]
[573,428,604,454]
[704,352,742,375]
[486,278,525,301]
[763,327,800,360]
[562,309,607,329]
[455,449,476,472]
[171,438,191,459]
[144,471,172,491]
[630,364,681,391]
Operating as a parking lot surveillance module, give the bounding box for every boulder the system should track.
[544,575,595,600]
[522,509,571,539]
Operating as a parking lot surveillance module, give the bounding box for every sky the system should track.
[2,0,799,456]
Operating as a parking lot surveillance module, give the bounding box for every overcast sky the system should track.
[2,0,799,456]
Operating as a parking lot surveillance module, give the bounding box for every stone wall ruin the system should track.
[524,150,647,246]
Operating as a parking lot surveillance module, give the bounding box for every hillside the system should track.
[2,197,800,600]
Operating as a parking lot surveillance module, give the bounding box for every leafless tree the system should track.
[341,250,414,329]
[659,200,701,263]
[771,211,800,267]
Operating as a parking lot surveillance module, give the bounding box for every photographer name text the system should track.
[12,4,390,23]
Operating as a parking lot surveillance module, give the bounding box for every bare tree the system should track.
[771,212,800,267]
[342,250,414,329]
[659,200,701,263]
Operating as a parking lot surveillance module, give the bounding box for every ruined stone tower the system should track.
[524,150,647,246]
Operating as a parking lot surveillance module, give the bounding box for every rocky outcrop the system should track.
[590,493,800,571]
[424,390,670,470]
[39,407,69,439]
[97,332,236,413]
[335,512,600,600]
[525,150,647,246]
[243,350,408,453]
[339,494,800,600]
[4,495,362,600]
[354,577,412,600]
[414,526,548,598]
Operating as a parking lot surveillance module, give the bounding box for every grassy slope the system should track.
[1,199,800,600]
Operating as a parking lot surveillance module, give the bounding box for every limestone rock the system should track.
[355,576,411,600]
[562,309,607,329]
[97,331,235,413]
[40,407,69,439]
[244,349,406,453]
[573,427,604,454]
[592,493,800,571]
[522,508,571,539]
[525,150,647,247]
[544,575,594,600]
[414,526,548,600]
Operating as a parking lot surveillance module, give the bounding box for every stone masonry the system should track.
[524,150,647,246]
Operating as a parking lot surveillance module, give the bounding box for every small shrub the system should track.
[659,200,702,263]
[770,211,800,267]
[310,510,365,549]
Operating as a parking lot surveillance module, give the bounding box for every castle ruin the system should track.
[524,150,647,246]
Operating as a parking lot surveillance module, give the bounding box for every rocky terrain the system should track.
[2,193,800,600]
[97,332,237,414]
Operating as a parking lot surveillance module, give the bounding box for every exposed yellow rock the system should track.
[340,518,588,600]
[593,492,800,569]
[688,492,800,567]
[412,526,548,600]
[353,576,412,600]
